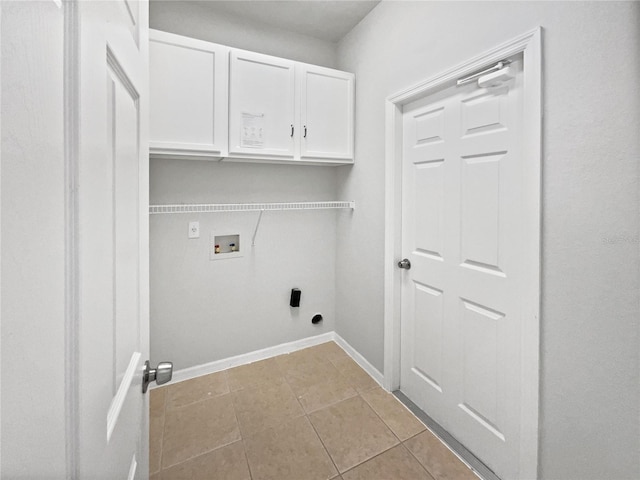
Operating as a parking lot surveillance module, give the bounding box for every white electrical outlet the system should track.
[188,221,200,239]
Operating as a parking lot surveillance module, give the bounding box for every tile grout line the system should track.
[331,348,433,478]
[155,342,431,479]
[163,388,230,412]
[300,348,399,477]
[151,362,262,477]
[303,388,359,416]
[283,359,359,415]
[359,386,428,441]
[306,410,342,477]
[400,438,440,480]
[279,356,343,478]
[339,442,410,478]
[160,431,243,470]
[394,391,486,480]
[250,355,339,478]
[351,370,436,479]
[157,373,250,475]
[240,442,254,480]
[399,419,483,480]
[313,344,408,476]
[232,358,314,479]
[159,439,251,477]
[151,342,471,480]
[225,370,255,480]
[157,346,327,476]
[239,434,256,480]
[359,390,404,444]
[157,388,168,477]
[339,390,406,475]
[282,344,362,478]
[326,392,432,479]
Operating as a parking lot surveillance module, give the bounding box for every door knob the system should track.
[398,258,411,269]
[142,360,173,393]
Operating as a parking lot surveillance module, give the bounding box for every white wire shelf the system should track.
[149,201,355,215]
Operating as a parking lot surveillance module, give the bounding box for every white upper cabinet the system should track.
[149,30,354,165]
[149,30,229,158]
[228,50,297,160]
[300,65,354,162]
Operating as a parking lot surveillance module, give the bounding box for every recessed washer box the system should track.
[210,233,242,261]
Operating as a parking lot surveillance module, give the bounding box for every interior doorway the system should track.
[383,28,542,480]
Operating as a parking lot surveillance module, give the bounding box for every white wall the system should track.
[335,1,639,479]
[148,2,342,370]
[150,160,340,368]
[1,2,67,477]
[150,0,337,68]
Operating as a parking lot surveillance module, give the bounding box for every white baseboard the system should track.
[160,332,336,387]
[333,333,385,387]
[156,330,385,390]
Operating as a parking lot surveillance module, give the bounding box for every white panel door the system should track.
[76,1,150,478]
[400,59,524,479]
[149,30,229,158]
[228,50,296,159]
[300,64,354,162]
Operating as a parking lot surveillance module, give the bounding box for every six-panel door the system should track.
[400,59,524,479]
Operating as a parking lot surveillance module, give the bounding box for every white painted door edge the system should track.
[383,27,542,480]
[154,331,384,389]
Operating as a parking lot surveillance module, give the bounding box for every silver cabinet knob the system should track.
[398,258,411,269]
[142,360,173,393]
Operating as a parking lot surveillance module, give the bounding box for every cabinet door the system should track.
[149,30,228,158]
[228,50,296,159]
[300,65,354,162]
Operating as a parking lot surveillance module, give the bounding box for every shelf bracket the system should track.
[251,209,265,247]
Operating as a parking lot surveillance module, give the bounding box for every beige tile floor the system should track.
[150,341,479,480]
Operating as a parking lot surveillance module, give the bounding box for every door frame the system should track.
[63,0,80,475]
[383,28,542,479]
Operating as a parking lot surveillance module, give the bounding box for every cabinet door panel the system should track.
[228,50,296,159]
[149,30,228,158]
[301,65,354,161]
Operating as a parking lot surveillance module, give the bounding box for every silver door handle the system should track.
[398,258,411,269]
[142,360,173,393]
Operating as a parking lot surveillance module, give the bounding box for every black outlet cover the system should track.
[290,288,301,307]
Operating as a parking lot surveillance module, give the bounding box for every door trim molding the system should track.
[63,1,80,477]
[383,27,542,479]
